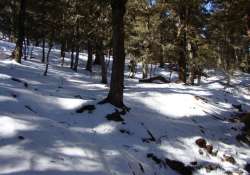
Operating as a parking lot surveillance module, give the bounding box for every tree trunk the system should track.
[61,42,66,67]
[35,39,39,47]
[189,66,195,85]
[247,10,250,38]
[177,4,188,83]
[73,45,79,72]
[86,40,93,72]
[42,38,45,63]
[30,45,34,59]
[142,62,149,79]
[178,33,187,83]
[13,0,26,63]
[159,46,164,68]
[44,42,53,76]
[23,38,27,60]
[10,0,17,43]
[98,41,107,84]
[70,47,75,69]
[73,20,80,72]
[103,0,127,108]
[26,38,30,59]
[94,41,101,65]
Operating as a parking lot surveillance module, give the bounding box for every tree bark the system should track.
[98,41,107,84]
[73,20,80,72]
[30,45,34,59]
[70,47,75,69]
[13,0,26,63]
[42,38,45,63]
[61,41,66,67]
[86,40,93,72]
[247,10,250,38]
[142,62,149,79]
[177,3,188,83]
[94,41,101,65]
[23,38,27,60]
[178,31,187,83]
[73,45,79,72]
[103,0,127,108]
[43,41,53,76]
[26,38,30,59]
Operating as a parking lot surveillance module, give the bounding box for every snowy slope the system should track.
[0,40,250,175]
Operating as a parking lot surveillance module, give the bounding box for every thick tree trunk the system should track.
[103,0,127,108]
[177,4,188,83]
[178,33,187,83]
[13,0,26,63]
[44,42,53,76]
[86,40,93,72]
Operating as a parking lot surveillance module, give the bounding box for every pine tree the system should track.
[13,0,26,63]
[102,0,127,108]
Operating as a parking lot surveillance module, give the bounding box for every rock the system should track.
[225,171,233,175]
[234,170,244,175]
[24,82,28,88]
[76,104,96,113]
[231,127,238,131]
[232,104,243,112]
[190,161,198,166]
[211,150,218,157]
[119,129,132,135]
[245,163,250,173]
[195,138,207,148]
[228,118,241,123]
[223,155,236,164]
[165,158,193,175]
[18,136,25,140]
[199,149,204,155]
[206,144,213,154]
[106,109,124,122]
[147,153,162,165]
[74,95,83,99]
[11,93,18,98]
[205,164,220,173]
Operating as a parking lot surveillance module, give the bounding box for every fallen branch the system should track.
[139,75,170,84]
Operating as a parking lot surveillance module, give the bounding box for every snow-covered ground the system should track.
[0,40,250,175]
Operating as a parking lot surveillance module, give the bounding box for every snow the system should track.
[0,40,250,175]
